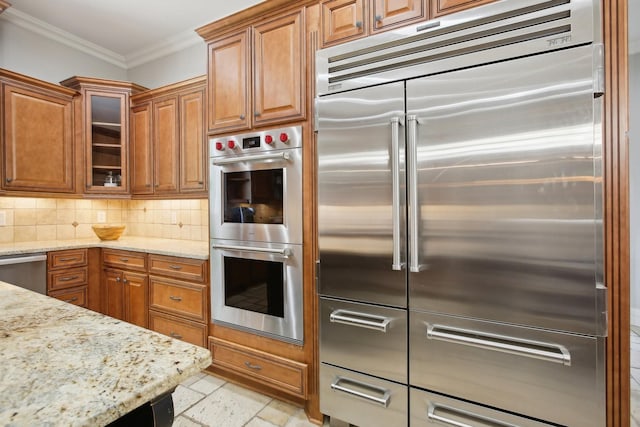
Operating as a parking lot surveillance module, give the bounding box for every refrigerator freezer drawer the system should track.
[410,310,605,427]
[320,297,407,383]
[320,363,408,427]
[410,388,554,427]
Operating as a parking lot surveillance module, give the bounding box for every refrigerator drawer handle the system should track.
[427,403,514,427]
[211,243,292,258]
[407,115,421,273]
[330,376,391,407]
[390,117,405,271]
[426,324,571,366]
[329,309,391,332]
[212,151,290,165]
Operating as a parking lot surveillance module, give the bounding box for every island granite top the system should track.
[0,281,212,426]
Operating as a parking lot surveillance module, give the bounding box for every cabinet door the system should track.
[104,269,125,321]
[130,103,153,195]
[431,0,496,17]
[207,29,251,134]
[2,83,74,192]
[179,89,206,192]
[253,10,305,125]
[371,0,427,32]
[85,90,128,193]
[321,0,366,46]
[153,97,179,193]
[124,271,148,328]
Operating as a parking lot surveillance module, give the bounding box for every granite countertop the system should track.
[0,281,212,426]
[0,236,209,260]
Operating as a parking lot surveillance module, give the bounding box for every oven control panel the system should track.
[210,126,302,157]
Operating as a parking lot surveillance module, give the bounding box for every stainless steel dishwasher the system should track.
[0,253,47,294]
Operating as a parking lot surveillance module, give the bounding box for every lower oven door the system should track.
[210,239,303,344]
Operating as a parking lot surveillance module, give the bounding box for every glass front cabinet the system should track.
[61,77,146,194]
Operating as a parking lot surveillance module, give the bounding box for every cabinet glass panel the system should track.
[91,95,122,187]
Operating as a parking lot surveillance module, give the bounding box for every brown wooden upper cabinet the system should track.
[61,77,146,195]
[206,9,305,134]
[0,69,76,193]
[130,76,206,197]
[321,0,427,46]
[430,0,497,18]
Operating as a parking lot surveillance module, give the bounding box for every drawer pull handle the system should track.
[120,258,129,262]
[59,257,78,262]
[169,265,183,270]
[64,297,78,303]
[427,403,513,427]
[330,376,390,407]
[170,332,183,339]
[426,323,572,366]
[244,361,262,371]
[169,296,183,302]
[330,309,391,333]
[58,275,79,282]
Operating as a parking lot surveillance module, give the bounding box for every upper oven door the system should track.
[209,128,303,244]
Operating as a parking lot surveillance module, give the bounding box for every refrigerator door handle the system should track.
[329,309,392,332]
[391,117,405,271]
[426,324,571,366]
[427,403,514,427]
[330,376,391,407]
[407,115,421,273]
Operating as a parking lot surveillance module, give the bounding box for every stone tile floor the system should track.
[632,326,640,427]
[171,372,326,427]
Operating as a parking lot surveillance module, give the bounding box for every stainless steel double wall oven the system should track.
[209,126,303,344]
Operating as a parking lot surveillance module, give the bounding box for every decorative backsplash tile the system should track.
[0,197,209,243]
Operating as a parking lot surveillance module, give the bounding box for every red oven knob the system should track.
[215,141,224,151]
[227,140,236,149]
[279,132,289,143]
[265,135,274,144]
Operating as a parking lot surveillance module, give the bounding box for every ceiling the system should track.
[2,0,265,68]
[2,0,639,70]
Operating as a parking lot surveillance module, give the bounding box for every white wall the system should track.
[126,42,206,89]
[630,50,640,325]
[0,18,127,84]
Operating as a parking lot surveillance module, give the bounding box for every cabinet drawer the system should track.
[209,337,307,398]
[409,310,605,427]
[148,255,207,283]
[320,297,407,383]
[48,267,88,291]
[48,249,87,270]
[49,286,87,307]
[149,276,207,322]
[320,363,408,427]
[103,249,147,272]
[149,310,207,347]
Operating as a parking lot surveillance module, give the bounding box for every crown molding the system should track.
[2,8,127,69]
[125,28,203,69]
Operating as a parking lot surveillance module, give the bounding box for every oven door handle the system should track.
[211,243,292,258]
[212,151,290,165]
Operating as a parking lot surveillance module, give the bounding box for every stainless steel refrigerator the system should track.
[316,0,607,426]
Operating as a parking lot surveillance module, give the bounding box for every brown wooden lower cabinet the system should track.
[103,268,148,328]
[149,310,207,347]
[209,337,308,399]
[49,286,87,307]
[47,249,90,309]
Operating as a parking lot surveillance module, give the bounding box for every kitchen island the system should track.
[0,281,212,426]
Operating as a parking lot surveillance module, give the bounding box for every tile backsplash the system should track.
[0,197,208,244]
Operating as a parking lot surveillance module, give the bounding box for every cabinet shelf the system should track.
[92,143,122,148]
[92,121,121,127]
[92,165,122,170]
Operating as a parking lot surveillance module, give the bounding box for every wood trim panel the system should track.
[179,89,207,193]
[153,96,180,193]
[130,102,153,195]
[603,2,630,426]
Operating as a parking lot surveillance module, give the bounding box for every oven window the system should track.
[224,256,284,318]
[224,169,284,224]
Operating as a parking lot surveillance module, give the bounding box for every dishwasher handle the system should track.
[0,254,47,266]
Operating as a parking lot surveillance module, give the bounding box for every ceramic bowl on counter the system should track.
[92,224,126,241]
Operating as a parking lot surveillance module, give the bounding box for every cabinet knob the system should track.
[116,277,121,282]
[170,332,183,339]
[5,177,12,183]
[375,15,382,22]
[239,114,245,120]
[254,111,261,117]
[198,181,204,185]
[123,278,128,284]
[356,21,363,28]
